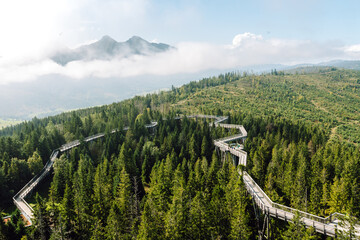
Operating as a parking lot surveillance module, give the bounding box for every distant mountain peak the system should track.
[51,35,172,65]
[99,35,117,43]
[128,35,144,41]
[127,36,148,46]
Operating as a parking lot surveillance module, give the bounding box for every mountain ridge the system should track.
[51,35,173,65]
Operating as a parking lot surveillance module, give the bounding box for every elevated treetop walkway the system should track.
[10,115,359,237]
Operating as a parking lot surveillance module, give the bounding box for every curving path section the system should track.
[13,150,59,225]
[187,115,358,237]
[13,122,158,225]
[11,115,358,237]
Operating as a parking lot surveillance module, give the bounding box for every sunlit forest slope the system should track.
[1,67,360,239]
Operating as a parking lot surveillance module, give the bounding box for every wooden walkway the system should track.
[208,115,359,238]
[12,122,158,225]
[13,150,59,224]
[10,115,359,237]
[242,171,349,237]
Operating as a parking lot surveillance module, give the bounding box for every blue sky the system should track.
[0,0,360,83]
[143,0,359,45]
[61,0,360,46]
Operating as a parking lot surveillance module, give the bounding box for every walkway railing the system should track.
[10,115,357,237]
[241,171,354,237]
[12,121,159,225]
[208,115,358,237]
[13,150,59,224]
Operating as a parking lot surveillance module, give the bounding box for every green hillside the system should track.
[171,68,360,144]
[1,67,360,239]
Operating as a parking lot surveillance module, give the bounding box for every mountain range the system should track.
[51,35,173,65]
[1,35,360,123]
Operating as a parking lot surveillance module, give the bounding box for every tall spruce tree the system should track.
[164,167,188,239]
[32,193,51,240]
[226,164,251,240]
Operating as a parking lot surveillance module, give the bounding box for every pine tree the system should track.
[208,185,228,238]
[141,141,159,183]
[61,183,74,235]
[141,155,150,184]
[137,199,165,240]
[226,164,251,240]
[32,193,51,240]
[206,151,220,191]
[91,161,112,236]
[50,155,69,201]
[281,212,307,240]
[188,191,209,239]
[201,136,209,159]
[105,203,123,240]
[327,177,347,214]
[165,167,188,239]
[251,150,266,185]
[72,155,94,238]
[117,142,138,178]
[292,152,308,211]
[138,158,173,239]
[105,167,132,239]
[189,133,199,163]
[27,151,43,176]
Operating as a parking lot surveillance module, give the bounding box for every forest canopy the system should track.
[1,67,360,239]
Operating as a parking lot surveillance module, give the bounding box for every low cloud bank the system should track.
[1,32,360,84]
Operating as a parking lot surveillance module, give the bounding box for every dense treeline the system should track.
[0,102,149,208]
[240,114,360,218]
[3,111,356,239]
[2,114,258,239]
[1,68,360,239]
[0,126,64,206]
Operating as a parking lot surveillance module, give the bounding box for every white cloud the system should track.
[0,32,359,85]
[344,44,360,53]
[232,32,263,47]
[0,0,73,60]
[0,0,149,59]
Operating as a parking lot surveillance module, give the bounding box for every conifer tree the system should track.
[106,167,134,239]
[138,158,173,239]
[188,191,209,239]
[206,151,220,191]
[92,161,112,234]
[327,177,347,214]
[105,203,123,240]
[72,155,94,238]
[208,185,228,238]
[281,212,307,240]
[27,151,43,176]
[61,183,74,235]
[137,199,165,240]
[189,133,199,163]
[201,136,209,160]
[165,167,188,239]
[32,193,51,240]
[226,164,251,240]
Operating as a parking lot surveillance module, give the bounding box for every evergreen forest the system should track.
[1,67,360,239]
